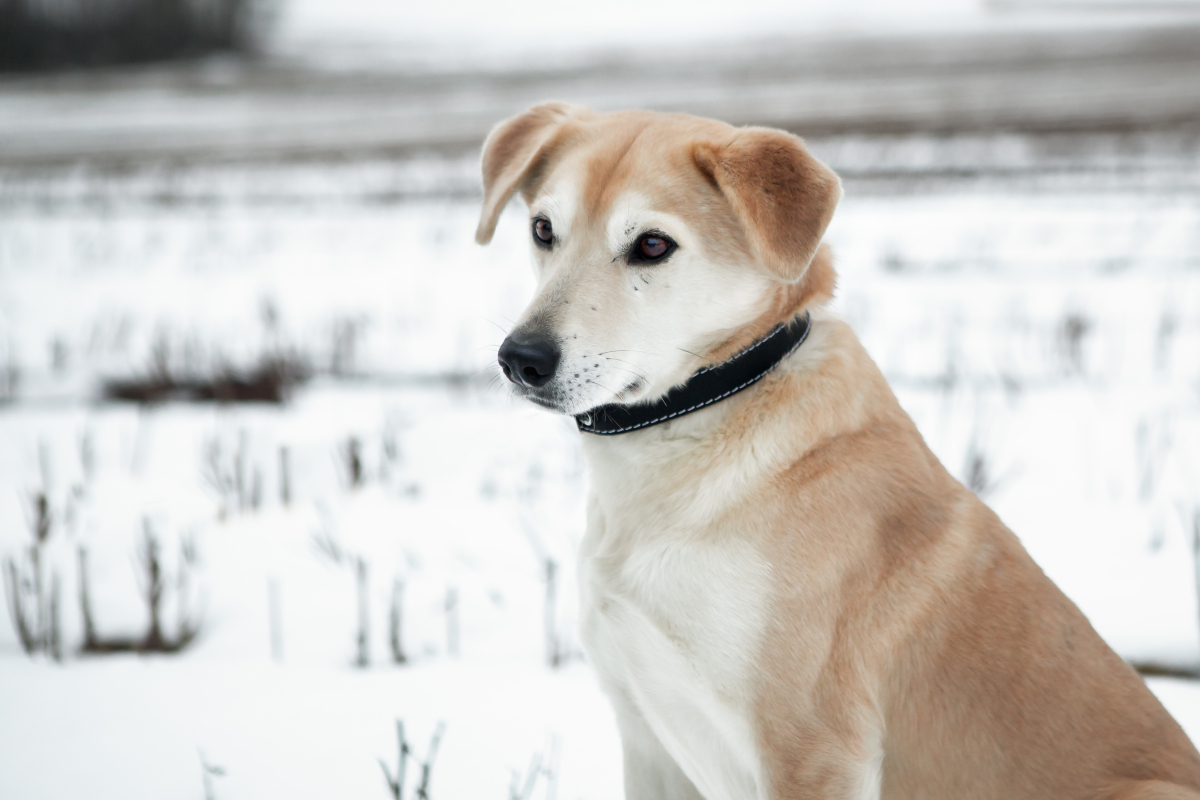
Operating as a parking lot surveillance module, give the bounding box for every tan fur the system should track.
[706,244,837,365]
[693,130,842,283]
[738,319,1200,799]
[476,102,593,245]
[477,104,1200,800]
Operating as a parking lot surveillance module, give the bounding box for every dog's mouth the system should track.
[613,379,644,402]
[512,378,645,416]
[521,392,565,412]
[508,383,574,415]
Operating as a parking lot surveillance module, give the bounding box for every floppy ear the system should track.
[475,102,583,245]
[693,128,841,283]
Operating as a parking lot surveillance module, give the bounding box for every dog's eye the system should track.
[532,218,553,248]
[629,232,676,265]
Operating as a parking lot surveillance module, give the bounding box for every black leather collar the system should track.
[575,312,812,436]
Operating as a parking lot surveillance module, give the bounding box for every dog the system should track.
[475,103,1200,800]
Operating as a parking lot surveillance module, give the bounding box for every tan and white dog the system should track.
[475,103,1200,800]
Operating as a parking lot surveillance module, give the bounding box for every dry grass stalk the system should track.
[356,557,370,668]
[78,520,202,655]
[390,577,407,665]
[379,720,445,800]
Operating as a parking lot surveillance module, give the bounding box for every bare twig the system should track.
[203,431,263,519]
[510,753,543,800]
[1130,661,1200,680]
[178,533,199,632]
[1057,311,1091,376]
[0,339,18,403]
[962,435,996,498]
[414,722,446,800]
[48,572,62,662]
[78,428,95,484]
[356,558,370,668]
[330,317,363,377]
[340,437,365,489]
[139,520,166,650]
[251,467,263,511]
[80,524,201,655]
[3,556,37,653]
[30,491,51,546]
[311,522,346,566]
[379,720,410,800]
[379,720,443,800]
[235,431,248,511]
[78,546,97,650]
[202,437,236,520]
[509,735,562,800]
[1136,417,1172,504]
[4,458,57,656]
[381,420,403,481]
[545,560,560,668]
[545,735,560,800]
[1155,308,1178,374]
[279,445,291,507]
[199,750,226,800]
[390,577,407,665]
[522,521,563,667]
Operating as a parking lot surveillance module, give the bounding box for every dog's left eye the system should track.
[629,232,677,265]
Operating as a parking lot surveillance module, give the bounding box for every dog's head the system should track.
[476,104,841,416]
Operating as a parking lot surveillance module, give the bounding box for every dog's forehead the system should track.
[602,191,692,251]
[535,117,718,233]
[531,174,581,233]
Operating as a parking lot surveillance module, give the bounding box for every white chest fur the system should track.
[578,429,774,800]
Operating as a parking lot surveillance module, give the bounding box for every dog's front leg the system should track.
[607,684,705,800]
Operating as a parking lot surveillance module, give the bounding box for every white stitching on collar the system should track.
[579,317,812,435]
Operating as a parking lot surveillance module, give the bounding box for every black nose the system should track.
[498,332,560,388]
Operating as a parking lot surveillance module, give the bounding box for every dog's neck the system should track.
[579,308,904,525]
[701,244,837,364]
[577,246,913,521]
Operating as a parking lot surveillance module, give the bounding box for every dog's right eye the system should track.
[627,231,677,265]
[532,218,553,248]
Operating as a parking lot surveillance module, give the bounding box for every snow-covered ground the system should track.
[3,2,1200,789]
[3,147,1200,797]
[0,383,620,799]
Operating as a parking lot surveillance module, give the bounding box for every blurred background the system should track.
[2,1,1200,798]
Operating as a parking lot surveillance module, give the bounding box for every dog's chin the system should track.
[570,379,653,416]
[609,379,650,406]
[513,379,651,417]
[510,387,573,415]
[525,393,568,413]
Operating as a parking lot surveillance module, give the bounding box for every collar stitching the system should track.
[577,314,812,435]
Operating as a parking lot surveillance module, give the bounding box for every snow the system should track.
[3,17,1200,790]
[0,385,613,799]
[0,657,620,800]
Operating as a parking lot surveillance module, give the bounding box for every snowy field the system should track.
[3,141,1200,797]
[4,1,1200,788]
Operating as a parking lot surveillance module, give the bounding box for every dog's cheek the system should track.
[627,265,656,296]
